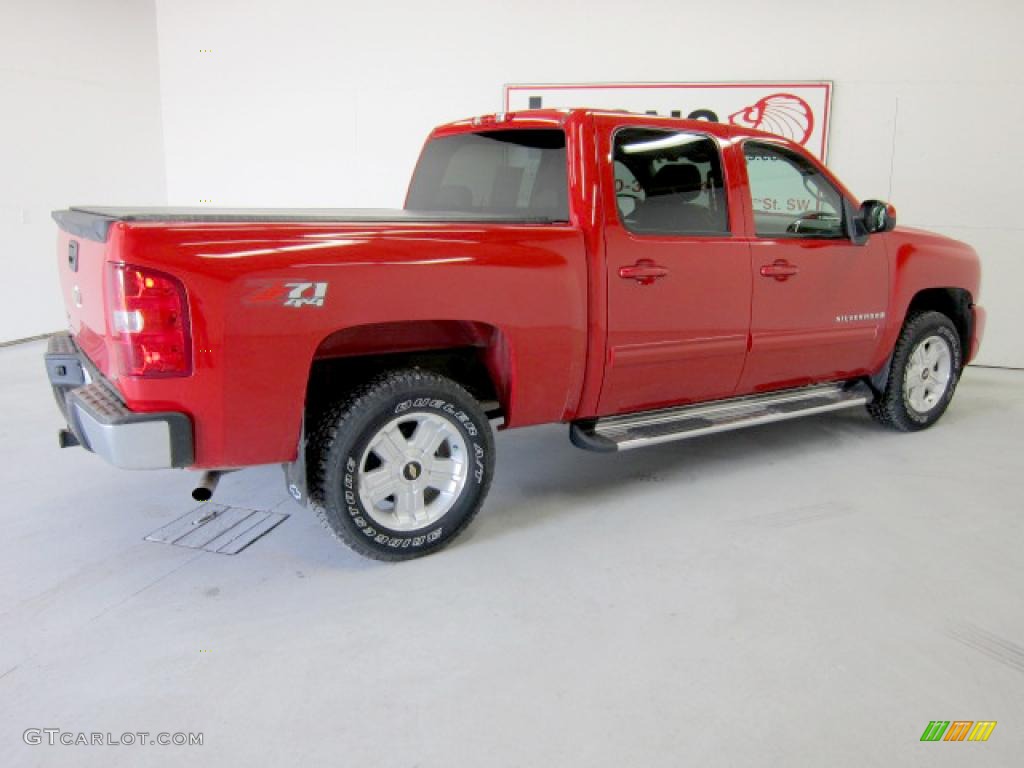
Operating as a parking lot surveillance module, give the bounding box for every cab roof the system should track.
[431,108,740,140]
[429,107,830,169]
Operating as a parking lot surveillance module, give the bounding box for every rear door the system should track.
[735,141,888,391]
[596,119,751,415]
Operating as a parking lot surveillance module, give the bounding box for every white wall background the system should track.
[5,0,1022,367]
[0,0,166,342]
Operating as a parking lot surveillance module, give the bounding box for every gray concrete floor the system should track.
[1,338,1021,767]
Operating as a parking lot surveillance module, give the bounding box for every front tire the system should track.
[867,310,962,431]
[309,370,495,561]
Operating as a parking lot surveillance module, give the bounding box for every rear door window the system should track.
[612,128,729,236]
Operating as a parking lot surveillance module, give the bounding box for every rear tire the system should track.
[867,311,962,431]
[308,369,494,561]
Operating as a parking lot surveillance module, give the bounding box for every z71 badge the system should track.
[244,281,328,308]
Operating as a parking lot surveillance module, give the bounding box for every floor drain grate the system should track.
[145,504,288,554]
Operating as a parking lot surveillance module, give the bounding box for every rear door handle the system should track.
[760,259,799,281]
[619,259,669,285]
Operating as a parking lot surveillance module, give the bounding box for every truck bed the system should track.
[54,206,564,242]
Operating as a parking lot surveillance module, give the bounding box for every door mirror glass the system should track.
[860,199,897,233]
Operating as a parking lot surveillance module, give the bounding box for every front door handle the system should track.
[619,259,669,285]
[760,259,799,281]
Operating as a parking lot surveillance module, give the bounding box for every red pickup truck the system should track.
[46,109,985,560]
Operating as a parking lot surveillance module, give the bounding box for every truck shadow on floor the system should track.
[467,407,963,546]
[233,377,999,562]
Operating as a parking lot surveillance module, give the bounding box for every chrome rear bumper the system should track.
[45,332,193,469]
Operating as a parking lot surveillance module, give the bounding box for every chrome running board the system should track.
[570,382,873,452]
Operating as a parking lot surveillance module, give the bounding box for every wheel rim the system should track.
[357,412,469,532]
[903,334,953,414]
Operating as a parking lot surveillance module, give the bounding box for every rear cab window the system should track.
[406,129,569,221]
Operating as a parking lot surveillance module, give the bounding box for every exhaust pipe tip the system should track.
[192,470,224,502]
[58,428,80,449]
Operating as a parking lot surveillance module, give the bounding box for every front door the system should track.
[598,123,752,415]
[737,140,889,392]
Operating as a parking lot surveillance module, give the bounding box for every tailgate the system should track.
[52,210,119,377]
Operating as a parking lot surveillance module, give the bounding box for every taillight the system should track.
[106,263,192,377]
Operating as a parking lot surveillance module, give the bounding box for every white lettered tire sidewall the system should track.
[312,371,494,561]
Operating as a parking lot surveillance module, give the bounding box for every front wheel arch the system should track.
[901,288,973,368]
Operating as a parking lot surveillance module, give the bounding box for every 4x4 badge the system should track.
[283,282,327,308]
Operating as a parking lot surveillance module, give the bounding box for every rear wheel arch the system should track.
[286,321,510,507]
[304,320,512,417]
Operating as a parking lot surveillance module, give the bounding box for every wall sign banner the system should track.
[504,82,833,161]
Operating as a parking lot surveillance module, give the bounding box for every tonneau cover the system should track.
[53,206,565,242]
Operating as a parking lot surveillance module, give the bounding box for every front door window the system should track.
[743,142,844,238]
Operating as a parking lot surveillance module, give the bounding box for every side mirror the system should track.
[860,199,897,234]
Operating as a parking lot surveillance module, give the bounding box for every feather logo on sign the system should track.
[729,93,814,146]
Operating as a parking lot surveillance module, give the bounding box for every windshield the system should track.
[406,129,569,221]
